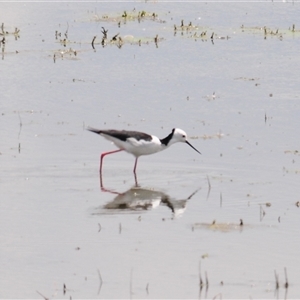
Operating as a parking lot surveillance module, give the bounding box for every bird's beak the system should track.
[186,141,201,154]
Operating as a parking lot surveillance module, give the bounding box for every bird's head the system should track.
[172,128,201,154]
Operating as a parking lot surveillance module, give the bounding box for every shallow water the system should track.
[1,2,300,299]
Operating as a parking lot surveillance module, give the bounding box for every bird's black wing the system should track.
[87,127,153,142]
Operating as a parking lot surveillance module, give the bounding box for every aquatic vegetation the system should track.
[91,9,166,24]
[240,24,300,39]
[0,22,20,38]
[192,219,246,233]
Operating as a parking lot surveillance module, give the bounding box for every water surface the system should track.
[1,2,300,299]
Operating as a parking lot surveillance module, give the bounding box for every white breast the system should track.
[124,135,164,157]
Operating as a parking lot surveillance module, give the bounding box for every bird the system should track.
[87,127,201,175]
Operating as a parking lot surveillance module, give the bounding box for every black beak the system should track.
[186,141,201,155]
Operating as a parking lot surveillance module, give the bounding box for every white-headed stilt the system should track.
[87,127,201,177]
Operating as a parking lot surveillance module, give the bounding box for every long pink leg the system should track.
[133,157,138,174]
[133,158,140,187]
[134,172,139,187]
[100,149,123,174]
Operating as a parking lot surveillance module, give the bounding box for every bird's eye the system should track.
[182,135,186,138]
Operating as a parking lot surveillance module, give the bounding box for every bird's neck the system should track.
[160,132,174,147]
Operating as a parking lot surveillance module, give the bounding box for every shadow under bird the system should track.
[87,127,201,174]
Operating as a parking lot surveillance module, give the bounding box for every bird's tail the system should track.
[86,126,102,135]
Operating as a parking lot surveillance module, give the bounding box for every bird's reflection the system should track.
[93,185,200,217]
[161,188,199,216]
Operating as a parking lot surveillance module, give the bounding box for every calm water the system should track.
[1,2,300,299]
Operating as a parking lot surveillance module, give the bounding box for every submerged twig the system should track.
[97,269,103,295]
[211,32,214,45]
[274,270,279,289]
[65,22,69,38]
[91,36,96,49]
[207,175,211,189]
[260,205,266,221]
[1,42,5,60]
[199,261,204,288]
[101,27,108,39]
[111,33,119,41]
[284,267,289,289]
[205,271,209,287]
[117,37,123,49]
[154,34,158,48]
[206,175,211,200]
[17,112,23,141]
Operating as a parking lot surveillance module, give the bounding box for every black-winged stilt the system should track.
[87,127,201,174]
